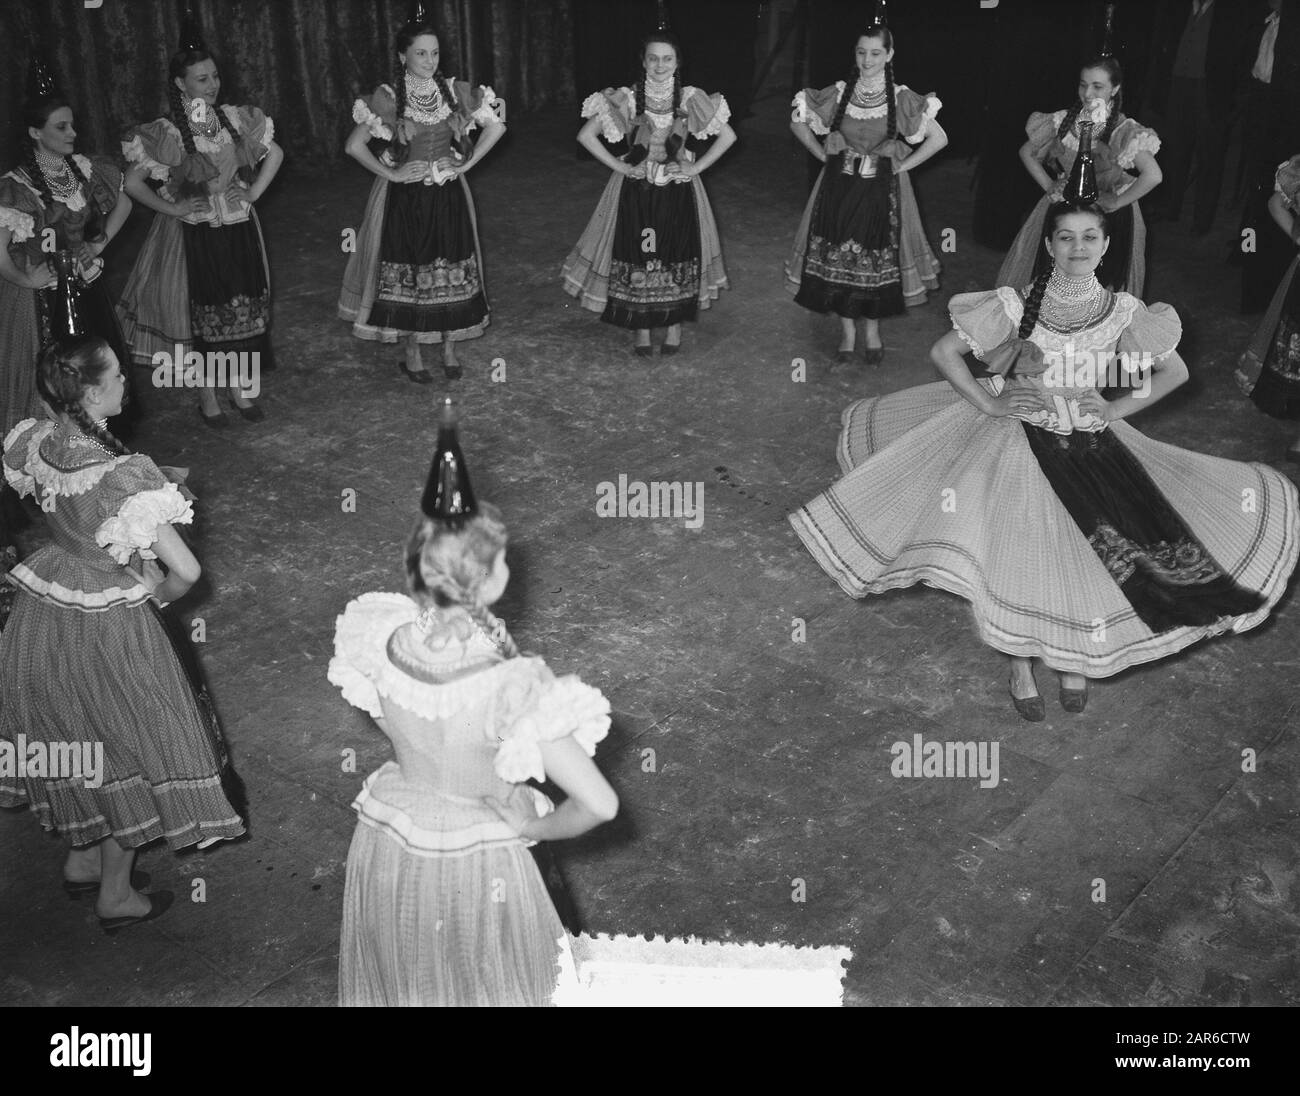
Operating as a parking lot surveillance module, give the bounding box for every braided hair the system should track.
[830,26,897,173]
[35,337,131,457]
[168,47,255,188]
[1020,201,1112,335]
[1056,55,1123,145]
[20,97,109,235]
[629,32,685,164]
[404,503,519,658]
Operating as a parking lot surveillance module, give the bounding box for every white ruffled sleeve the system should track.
[327,592,418,721]
[469,85,502,129]
[493,666,612,785]
[2,419,43,497]
[791,83,843,137]
[581,88,630,143]
[95,482,193,563]
[120,134,171,182]
[352,97,393,142]
[0,205,35,242]
[1116,122,1161,170]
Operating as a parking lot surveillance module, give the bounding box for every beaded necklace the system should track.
[1042,270,1107,331]
[33,147,81,204]
[187,98,221,140]
[643,72,675,115]
[404,72,450,125]
[850,72,887,109]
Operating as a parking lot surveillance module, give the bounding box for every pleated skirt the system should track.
[339,175,489,344]
[562,171,728,326]
[339,821,565,1007]
[785,164,940,315]
[789,381,1300,677]
[998,196,1143,296]
[0,591,246,850]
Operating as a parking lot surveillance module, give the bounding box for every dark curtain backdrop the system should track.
[0,0,576,170]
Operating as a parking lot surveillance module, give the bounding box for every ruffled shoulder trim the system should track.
[791,82,844,136]
[2,419,52,498]
[581,87,632,142]
[15,436,136,500]
[949,289,1019,360]
[490,663,612,785]
[1116,297,1182,362]
[226,104,275,155]
[1114,118,1160,169]
[352,90,395,142]
[894,85,941,143]
[453,81,504,130]
[0,172,40,240]
[682,88,731,139]
[85,154,124,195]
[328,592,418,719]
[121,119,182,180]
[96,481,194,564]
[1025,109,1061,154]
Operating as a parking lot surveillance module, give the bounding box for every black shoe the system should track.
[1059,680,1089,713]
[835,348,857,365]
[198,406,229,429]
[231,401,264,422]
[98,890,175,934]
[633,340,653,357]
[442,361,463,380]
[1009,675,1045,722]
[63,870,151,898]
[863,347,885,366]
[398,360,433,384]
[660,341,680,356]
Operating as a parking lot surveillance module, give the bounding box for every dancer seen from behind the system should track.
[117,11,282,429]
[330,400,617,1005]
[562,6,735,358]
[0,338,245,932]
[341,5,505,382]
[790,148,1299,723]
[1236,154,1300,461]
[785,5,946,366]
[999,52,1161,297]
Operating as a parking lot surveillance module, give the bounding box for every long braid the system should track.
[882,59,897,176]
[169,81,198,156]
[1018,267,1053,340]
[1055,101,1083,141]
[829,69,855,135]
[1101,90,1121,144]
[212,103,255,185]
[389,63,410,165]
[664,69,685,161]
[64,400,130,457]
[22,141,53,205]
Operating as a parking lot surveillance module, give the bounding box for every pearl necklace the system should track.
[1042,270,1106,330]
[187,98,221,140]
[34,147,81,204]
[404,72,449,124]
[851,72,887,108]
[644,73,675,113]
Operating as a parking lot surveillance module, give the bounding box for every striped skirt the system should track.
[339,821,565,1006]
[0,592,245,850]
[789,381,1300,677]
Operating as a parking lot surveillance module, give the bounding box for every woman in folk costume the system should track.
[562,1,736,357]
[117,5,282,428]
[785,1,946,366]
[340,4,506,383]
[999,11,1160,297]
[1236,155,1300,461]
[0,337,245,931]
[790,149,1299,722]
[0,47,131,437]
[330,400,617,1006]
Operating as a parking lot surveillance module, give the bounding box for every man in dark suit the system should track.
[1146,0,1255,234]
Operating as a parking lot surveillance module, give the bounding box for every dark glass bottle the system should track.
[49,249,85,342]
[421,398,477,525]
[1062,119,1099,205]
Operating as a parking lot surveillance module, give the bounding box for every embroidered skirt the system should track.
[339,176,489,344]
[1236,255,1300,418]
[785,158,941,318]
[562,171,728,328]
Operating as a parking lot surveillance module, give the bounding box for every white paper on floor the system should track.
[552,932,852,1006]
